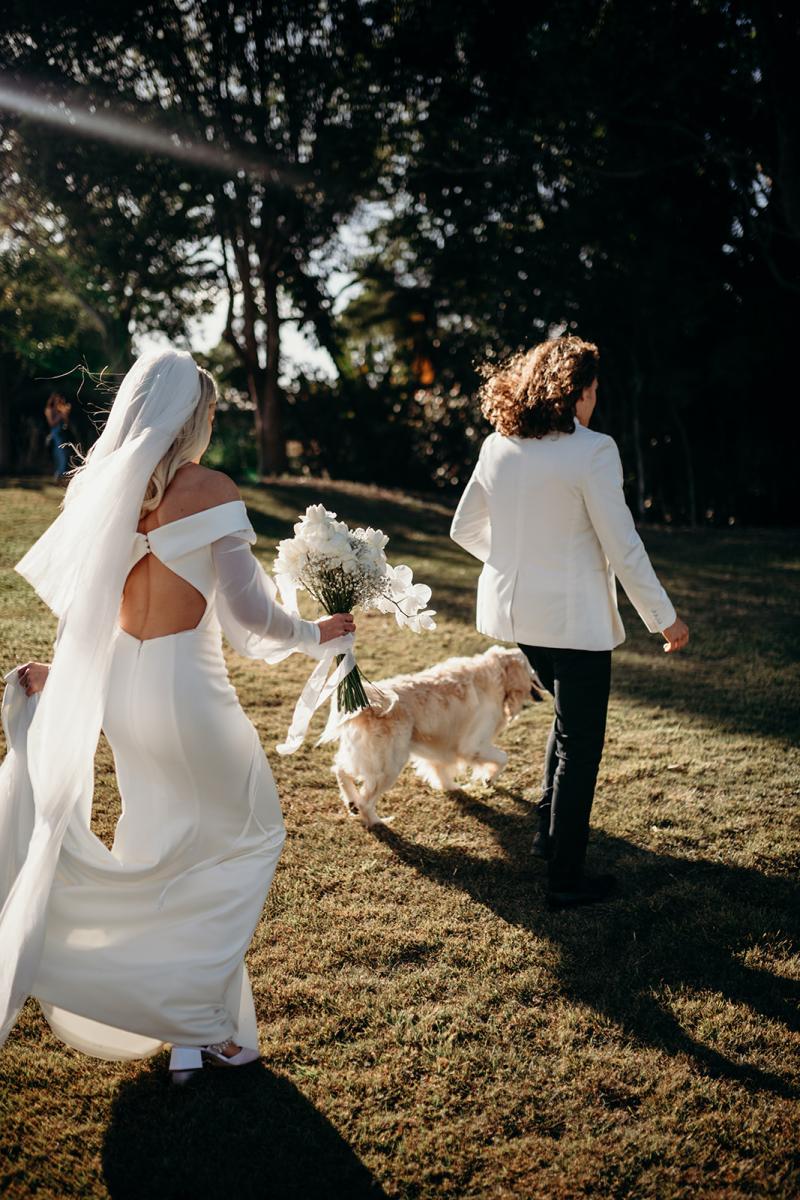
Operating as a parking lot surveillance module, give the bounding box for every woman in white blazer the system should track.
[451,336,689,909]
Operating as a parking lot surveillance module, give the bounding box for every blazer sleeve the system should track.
[450,443,491,562]
[582,437,677,634]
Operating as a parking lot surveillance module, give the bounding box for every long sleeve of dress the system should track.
[212,534,321,663]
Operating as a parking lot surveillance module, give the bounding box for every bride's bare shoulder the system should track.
[160,464,241,521]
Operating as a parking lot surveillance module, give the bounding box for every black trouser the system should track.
[518,644,612,888]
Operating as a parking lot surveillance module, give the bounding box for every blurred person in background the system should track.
[44,393,72,482]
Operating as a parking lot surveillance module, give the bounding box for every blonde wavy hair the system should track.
[478,336,599,438]
[139,366,217,517]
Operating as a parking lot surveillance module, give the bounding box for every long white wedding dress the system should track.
[11,498,320,1061]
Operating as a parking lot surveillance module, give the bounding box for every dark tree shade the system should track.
[322,0,800,523]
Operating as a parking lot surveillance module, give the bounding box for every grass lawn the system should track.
[0,476,798,1200]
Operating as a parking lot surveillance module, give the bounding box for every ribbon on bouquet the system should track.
[272,573,358,756]
[275,642,356,756]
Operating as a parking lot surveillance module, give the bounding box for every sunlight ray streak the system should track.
[0,79,305,189]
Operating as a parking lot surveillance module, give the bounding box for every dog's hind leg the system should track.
[333,762,401,829]
[355,775,400,829]
[333,763,363,818]
[333,716,412,828]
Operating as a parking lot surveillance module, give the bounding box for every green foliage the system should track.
[0,0,396,472]
[0,2,799,521]
[0,207,111,471]
[202,404,260,480]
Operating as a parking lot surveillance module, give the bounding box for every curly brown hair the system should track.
[478,335,600,438]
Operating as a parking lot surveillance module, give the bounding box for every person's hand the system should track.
[661,616,689,653]
[17,661,50,695]
[318,613,356,644]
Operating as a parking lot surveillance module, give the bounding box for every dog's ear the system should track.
[503,656,534,719]
[516,652,546,702]
[503,685,529,719]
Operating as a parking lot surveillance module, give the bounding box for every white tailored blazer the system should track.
[450,419,676,651]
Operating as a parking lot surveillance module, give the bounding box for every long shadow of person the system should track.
[102,1059,387,1200]
[374,791,799,1100]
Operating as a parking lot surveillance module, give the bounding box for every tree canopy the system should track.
[0,0,797,523]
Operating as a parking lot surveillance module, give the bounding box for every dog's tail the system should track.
[315,684,400,746]
[363,683,399,715]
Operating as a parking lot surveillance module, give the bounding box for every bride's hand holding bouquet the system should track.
[317,612,357,643]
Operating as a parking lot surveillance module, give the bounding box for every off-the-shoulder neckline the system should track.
[137,498,248,539]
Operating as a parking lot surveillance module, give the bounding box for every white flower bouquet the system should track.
[274,504,436,714]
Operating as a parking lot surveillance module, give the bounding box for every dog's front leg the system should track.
[333,764,362,817]
[410,755,461,792]
[468,744,508,785]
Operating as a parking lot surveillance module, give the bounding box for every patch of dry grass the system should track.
[1,476,798,1199]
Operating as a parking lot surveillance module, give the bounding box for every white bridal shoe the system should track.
[201,1040,261,1067]
[169,1040,260,1083]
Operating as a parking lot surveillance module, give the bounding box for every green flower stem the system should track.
[336,655,370,714]
[302,577,370,713]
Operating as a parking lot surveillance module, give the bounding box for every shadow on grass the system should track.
[0,476,59,493]
[607,650,800,743]
[246,482,459,567]
[102,1059,386,1200]
[375,792,799,1101]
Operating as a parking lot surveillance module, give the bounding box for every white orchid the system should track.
[368,564,437,630]
[338,546,361,575]
[313,529,351,560]
[406,607,437,633]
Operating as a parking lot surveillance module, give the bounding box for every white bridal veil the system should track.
[0,349,202,1045]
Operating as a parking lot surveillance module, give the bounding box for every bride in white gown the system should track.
[0,349,354,1081]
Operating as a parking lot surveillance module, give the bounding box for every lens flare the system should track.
[0,78,305,189]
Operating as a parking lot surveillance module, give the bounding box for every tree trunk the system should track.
[630,366,646,521]
[0,376,12,474]
[671,403,697,528]
[260,271,286,476]
[244,363,265,468]
[104,303,135,373]
[219,216,287,477]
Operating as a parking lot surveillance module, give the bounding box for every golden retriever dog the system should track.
[330,646,542,828]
